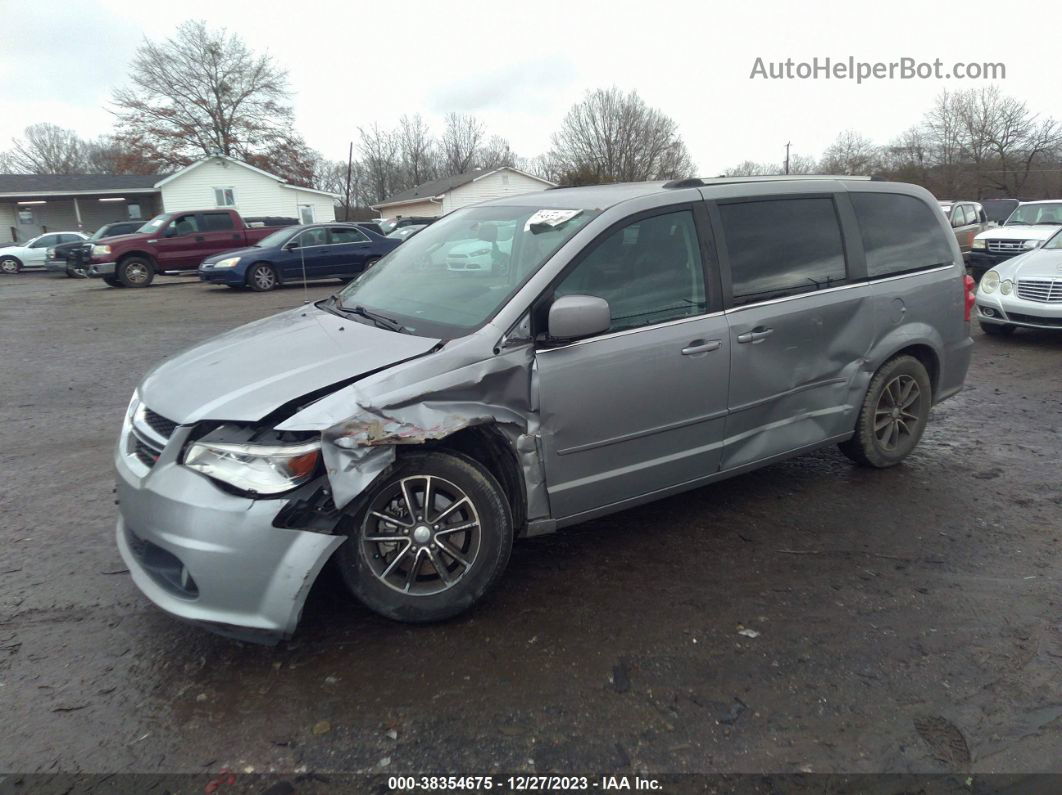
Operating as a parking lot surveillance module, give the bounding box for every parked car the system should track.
[45,220,145,277]
[974,228,1062,335]
[939,201,991,259]
[968,200,1062,279]
[376,216,438,235]
[386,224,427,242]
[355,221,386,236]
[980,198,1021,226]
[198,222,402,291]
[84,209,291,288]
[0,231,88,274]
[113,177,972,642]
[445,221,514,274]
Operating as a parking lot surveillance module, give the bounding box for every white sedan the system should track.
[975,230,1062,335]
[0,231,88,274]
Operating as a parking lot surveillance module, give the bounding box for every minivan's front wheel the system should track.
[336,451,513,623]
[840,355,932,468]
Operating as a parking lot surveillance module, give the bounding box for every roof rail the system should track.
[664,174,879,188]
[662,177,706,189]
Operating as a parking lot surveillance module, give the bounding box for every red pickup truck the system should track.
[85,209,289,287]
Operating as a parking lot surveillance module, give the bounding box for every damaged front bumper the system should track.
[114,426,345,643]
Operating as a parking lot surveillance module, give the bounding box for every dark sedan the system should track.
[198,223,402,291]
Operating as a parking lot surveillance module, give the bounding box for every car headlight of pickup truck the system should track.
[980,270,1000,294]
[92,244,112,257]
[1021,239,1040,250]
[184,438,321,495]
[212,256,241,269]
[972,239,986,250]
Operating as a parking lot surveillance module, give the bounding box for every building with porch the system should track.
[0,155,338,243]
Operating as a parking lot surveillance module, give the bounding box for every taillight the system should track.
[963,274,976,322]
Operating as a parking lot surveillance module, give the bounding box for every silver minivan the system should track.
[115,177,973,641]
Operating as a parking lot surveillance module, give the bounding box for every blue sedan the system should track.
[198,223,402,291]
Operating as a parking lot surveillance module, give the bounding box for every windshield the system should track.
[1005,203,1062,226]
[256,226,299,248]
[336,205,598,338]
[137,214,170,233]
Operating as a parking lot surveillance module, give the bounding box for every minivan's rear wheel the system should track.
[336,451,513,623]
[840,355,932,468]
[247,262,278,291]
[117,256,154,287]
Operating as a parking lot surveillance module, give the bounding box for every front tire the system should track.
[839,355,932,468]
[980,321,1016,337]
[0,256,22,274]
[247,262,278,292]
[117,256,154,287]
[335,451,513,623]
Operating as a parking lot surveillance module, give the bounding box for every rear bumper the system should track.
[936,334,974,403]
[114,423,344,642]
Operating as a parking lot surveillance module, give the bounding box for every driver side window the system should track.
[554,210,707,333]
[170,214,199,236]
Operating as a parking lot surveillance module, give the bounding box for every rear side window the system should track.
[202,213,235,232]
[330,227,369,244]
[719,197,847,304]
[851,193,953,278]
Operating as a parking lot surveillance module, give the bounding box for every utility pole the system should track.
[343,141,353,222]
[784,141,791,175]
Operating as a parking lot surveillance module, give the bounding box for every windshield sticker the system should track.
[525,209,582,234]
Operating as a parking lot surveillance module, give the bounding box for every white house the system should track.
[0,155,338,242]
[372,167,555,219]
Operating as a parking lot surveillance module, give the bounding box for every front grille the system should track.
[125,525,199,598]
[132,434,162,467]
[1006,312,1062,327]
[1016,278,1062,303]
[143,408,177,438]
[986,239,1026,254]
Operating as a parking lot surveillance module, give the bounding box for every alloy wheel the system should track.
[361,475,481,596]
[874,374,922,452]
[0,258,19,274]
[252,265,276,290]
[125,262,149,284]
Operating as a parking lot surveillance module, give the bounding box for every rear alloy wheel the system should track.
[336,451,513,623]
[980,321,1016,337]
[117,257,154,288]
[247,262,278,292]
[0,256,22,274]
[840,355,932,468]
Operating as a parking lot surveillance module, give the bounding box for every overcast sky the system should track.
[7,0,1061,175]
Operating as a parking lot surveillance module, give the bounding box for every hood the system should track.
[202,245,264,264]
[996,247,1062,279]
[138,305,440,424]
[976,224,1061,242]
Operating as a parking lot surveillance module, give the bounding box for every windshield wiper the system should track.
[344,303,407,333]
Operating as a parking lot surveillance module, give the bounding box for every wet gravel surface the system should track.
[1,272,1060,776]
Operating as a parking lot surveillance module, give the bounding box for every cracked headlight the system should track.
[184,439,321,495]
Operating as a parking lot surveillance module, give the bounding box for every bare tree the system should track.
[397,114,437,189]
[548,88,695,184]
[819,130,880,175]
[112,20,302,172]
[479,135,517,170]
[7,124,88,173]
[357,123,400,204]
[440,113,485,175]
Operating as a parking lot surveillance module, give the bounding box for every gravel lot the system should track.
[1,272,1060,777]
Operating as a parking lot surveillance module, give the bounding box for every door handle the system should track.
[736,327,774,344]
[681,339,722,355]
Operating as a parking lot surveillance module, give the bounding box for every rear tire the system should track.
[980,321,1016,337]
[117,256,154,288]
[839,355,932,468]
[0,256,22,274]
[247,262,278,292]
[335,451,513,623]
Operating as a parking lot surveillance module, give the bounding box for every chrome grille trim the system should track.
[986,239,1026,253]
[1016,278,1062,303]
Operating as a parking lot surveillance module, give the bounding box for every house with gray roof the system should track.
[0,155,338,242]
[372,167,554,219]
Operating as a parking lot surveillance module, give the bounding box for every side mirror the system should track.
[284,240,299,250]
[548,295,611,341]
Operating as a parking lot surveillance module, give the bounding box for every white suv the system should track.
[968,200,1062,278]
